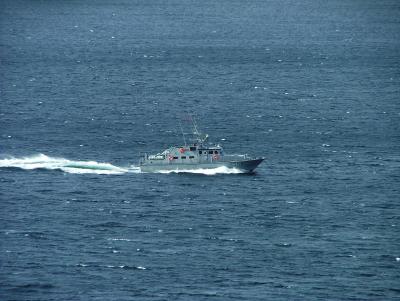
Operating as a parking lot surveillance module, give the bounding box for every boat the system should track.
[139,118,264,173]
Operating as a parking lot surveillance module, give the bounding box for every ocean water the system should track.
[1,0,399,300]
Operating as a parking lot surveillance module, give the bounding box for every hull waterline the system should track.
[140,158,264,173]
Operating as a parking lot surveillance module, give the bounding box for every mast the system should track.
[192,115,200,138]
[188,114,207,144]
[179,121,187,146]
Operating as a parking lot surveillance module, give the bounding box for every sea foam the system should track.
[0,154,127,175]
[0,154,244,175]
[153,166,243,175]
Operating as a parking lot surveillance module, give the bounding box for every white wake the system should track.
[0,154,129,175]
[0,154,244,175]
[154,166,243,175]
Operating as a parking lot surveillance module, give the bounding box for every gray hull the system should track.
[140,158,264,173]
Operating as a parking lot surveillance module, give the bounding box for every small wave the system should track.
[0,154,128,175]
[104,265,146,270]
[107,238,134,242]
[154,166,244,175]
[85,221,125,228]
[13,283,55,290]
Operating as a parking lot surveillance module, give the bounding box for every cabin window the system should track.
[181,156,186,159]
[199,151,202,154]
[208,150,213,154]
[190,147,196,151]
[173,156,178,159]
[214,151,219,154]
[189,156,195,159]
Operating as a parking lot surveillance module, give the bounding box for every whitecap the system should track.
[107,238,132,242]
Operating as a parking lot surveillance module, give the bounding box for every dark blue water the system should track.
[1,1,399,300]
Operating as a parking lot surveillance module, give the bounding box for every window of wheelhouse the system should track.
[190,146,196,151]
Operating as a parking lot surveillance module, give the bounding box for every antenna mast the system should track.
[192,115,200,137]
[190,113,207,144]
[179,121,187,146]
